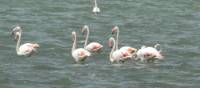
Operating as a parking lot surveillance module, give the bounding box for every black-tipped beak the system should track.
[111,32,114,35]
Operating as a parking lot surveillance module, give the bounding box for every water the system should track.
[0,0,200,88]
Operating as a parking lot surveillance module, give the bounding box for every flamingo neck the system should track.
[84,27,89,49]
[72,33,76,53]
[116,28,119,50]
[94,0,98,7]
[16,32,21,55]
[110,38,116,60]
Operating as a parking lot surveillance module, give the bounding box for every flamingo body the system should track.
[136,46,163,62]
[120,46,137,56]
[17,43,39,56]
[72,48,91,62]
[93,6,100,13]
[110,50,130,63]
[85,42,103,52]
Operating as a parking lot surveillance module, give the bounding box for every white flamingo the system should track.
[11,26,40,57]
[111,26,137,57]
[93,0,100,15]
[136,44,164,62]
[109,37,132,63]
[81,25,103,52]
[71,31,91,63]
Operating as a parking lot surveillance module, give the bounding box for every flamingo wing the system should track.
[86,42,103,52]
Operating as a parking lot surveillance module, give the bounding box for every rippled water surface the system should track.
[0,0,200,88]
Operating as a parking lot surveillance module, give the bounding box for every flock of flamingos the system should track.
[10,0,164,64]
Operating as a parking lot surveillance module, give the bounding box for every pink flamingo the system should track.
[81,25,103,52]
[109,37,132,63]
[93,0,100,15]
[11,26,40,57]
[111,26,137,58]
[71,31,91,63]
[136,44,164,62]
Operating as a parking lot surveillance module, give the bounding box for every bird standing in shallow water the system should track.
[93,0,100,15]
[71,31,91,63]
[11,26,40,57]
[81,25,103,52]
[109,37,132,63]
[136,44,164,62]
[111,26,137,59]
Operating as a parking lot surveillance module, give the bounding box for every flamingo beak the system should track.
[111,29,115,35]
[11,30,15,36]
[14,35,19,42]
[11,27,17,37]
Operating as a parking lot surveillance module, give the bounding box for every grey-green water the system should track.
[0,0,200,88]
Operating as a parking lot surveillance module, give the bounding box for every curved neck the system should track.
[16,32,21,55]
[72,33,77,53]
[94,0,98,7]
[84,27,89,48]
[116,29,119,50]
[110,38,116,59]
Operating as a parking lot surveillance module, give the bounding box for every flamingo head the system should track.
[11,26,22,41]
[111,26,119,35]
[81,25,89,36]
[11,26,21,35]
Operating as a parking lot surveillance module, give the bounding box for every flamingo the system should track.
[11,26,40,57]
[93,0,100,15]
[136,44,164,62]
[111,26,137,58]
[81,25,103,52]
[71,31,91,63]
[109,37,132,63]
